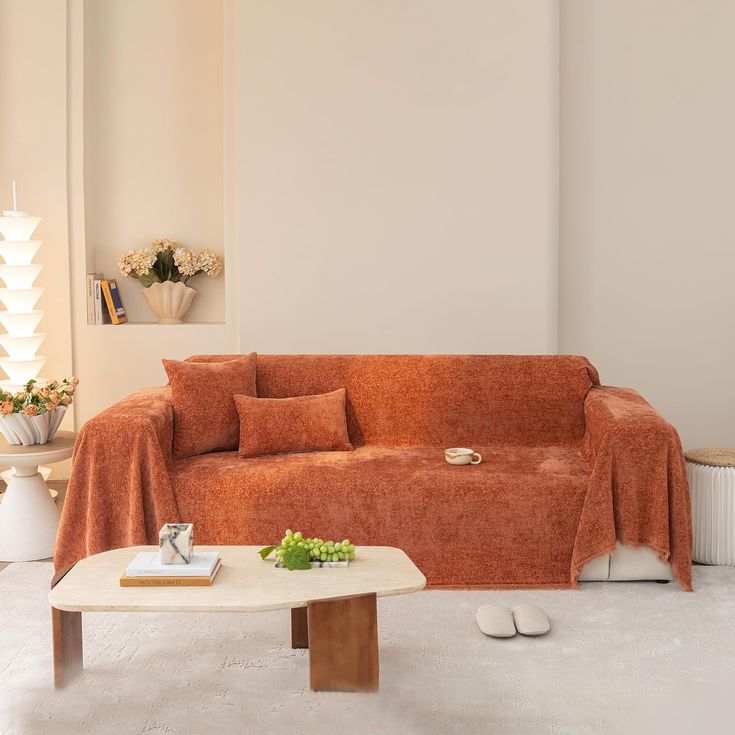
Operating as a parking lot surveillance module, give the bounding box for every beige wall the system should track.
[235,0,559,354]
[0,0,74,392]
[68,0,238,426]
[0,0,74,476]
[559,0,735,449]
[1,1,237,457]
[84,0,226,325]
[1,0,733,461]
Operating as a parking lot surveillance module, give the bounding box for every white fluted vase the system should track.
[0,405,67,446]
[141,281,197,324]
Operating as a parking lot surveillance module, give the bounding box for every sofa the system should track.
[55,355,692,589]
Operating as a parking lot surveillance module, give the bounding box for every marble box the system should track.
[159,523,194,565]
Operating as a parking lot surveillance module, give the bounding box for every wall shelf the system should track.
[85,321,227,327]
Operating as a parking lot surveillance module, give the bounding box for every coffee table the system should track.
[48,545,426,692]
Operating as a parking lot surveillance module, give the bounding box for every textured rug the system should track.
[2,563,735,735]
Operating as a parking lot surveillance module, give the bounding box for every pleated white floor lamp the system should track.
[0,182,46,390]
[0,182,54,489]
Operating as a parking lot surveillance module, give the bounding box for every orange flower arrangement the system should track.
[0,377,78,415]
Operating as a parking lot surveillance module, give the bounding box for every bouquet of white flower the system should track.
[118,239,223,287]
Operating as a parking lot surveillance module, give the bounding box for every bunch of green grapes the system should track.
[276,529,356,563]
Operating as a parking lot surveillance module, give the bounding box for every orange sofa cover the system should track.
[55,355,692,589]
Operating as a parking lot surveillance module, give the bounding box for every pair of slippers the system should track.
[476,603,550,638]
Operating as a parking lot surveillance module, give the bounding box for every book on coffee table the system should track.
[120,551,221,587]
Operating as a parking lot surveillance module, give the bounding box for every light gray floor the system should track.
[1,563,734,735]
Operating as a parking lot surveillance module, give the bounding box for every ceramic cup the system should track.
[445,447,482,466]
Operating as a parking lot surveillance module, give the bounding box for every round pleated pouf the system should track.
[686,448,735,565]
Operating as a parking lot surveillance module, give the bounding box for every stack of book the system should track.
[120,551,221,587]
[86,273,128,325]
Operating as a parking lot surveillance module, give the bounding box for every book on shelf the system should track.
[124,551,220,577]
[86,272,102,325]
[101,278,128,324]
[120,559,222,587]
[91,277,111,325]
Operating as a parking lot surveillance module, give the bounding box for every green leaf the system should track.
[284,544,311,570]
[138,272,161,288]
[158,249,174,281]
[258,545,277,560]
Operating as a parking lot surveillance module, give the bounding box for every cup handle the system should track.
[471,452,482,465]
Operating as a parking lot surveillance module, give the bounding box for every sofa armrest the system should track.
[54,387,180,570]
[584,386,677,451]
[572,386,692,589]
[89,386,175,460]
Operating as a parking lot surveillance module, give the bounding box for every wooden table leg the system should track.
[291,607,309,649]
[307,592,378,692]
[52,607,83,688]
[51,563,83,688]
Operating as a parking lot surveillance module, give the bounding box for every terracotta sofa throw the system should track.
[56,355,692,591]
[235,389,353,458]
[163,354,257,458]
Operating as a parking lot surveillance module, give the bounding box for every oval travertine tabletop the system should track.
[48,545,427,613]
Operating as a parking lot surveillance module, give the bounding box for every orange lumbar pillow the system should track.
[234,388,353,459]
[163,353,257,459]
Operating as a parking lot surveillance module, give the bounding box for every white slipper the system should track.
[512,603,550,636]
[475,605,516,638]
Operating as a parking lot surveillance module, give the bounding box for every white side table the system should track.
[686,448,735,566]
[0,431,76,562]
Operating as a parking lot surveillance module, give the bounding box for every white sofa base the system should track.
[578,542,673,582]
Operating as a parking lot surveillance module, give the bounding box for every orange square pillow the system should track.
[163,353,257,459]
[234,389,353,458]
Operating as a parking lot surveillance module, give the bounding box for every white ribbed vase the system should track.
[141,281,197,324]
[0,405,67,446]
[688,460,735,566]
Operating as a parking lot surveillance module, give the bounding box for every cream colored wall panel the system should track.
[235,0,559,354]
[559,0,735,448]
[68,0,237,429]
[0,0,74,477]
[0,0,73,393]
[83,0,226,325]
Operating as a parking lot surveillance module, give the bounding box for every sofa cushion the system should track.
[188,354,600,447]
[163,354,257,458]
[169,443,591,587]
[234,389,353,458]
